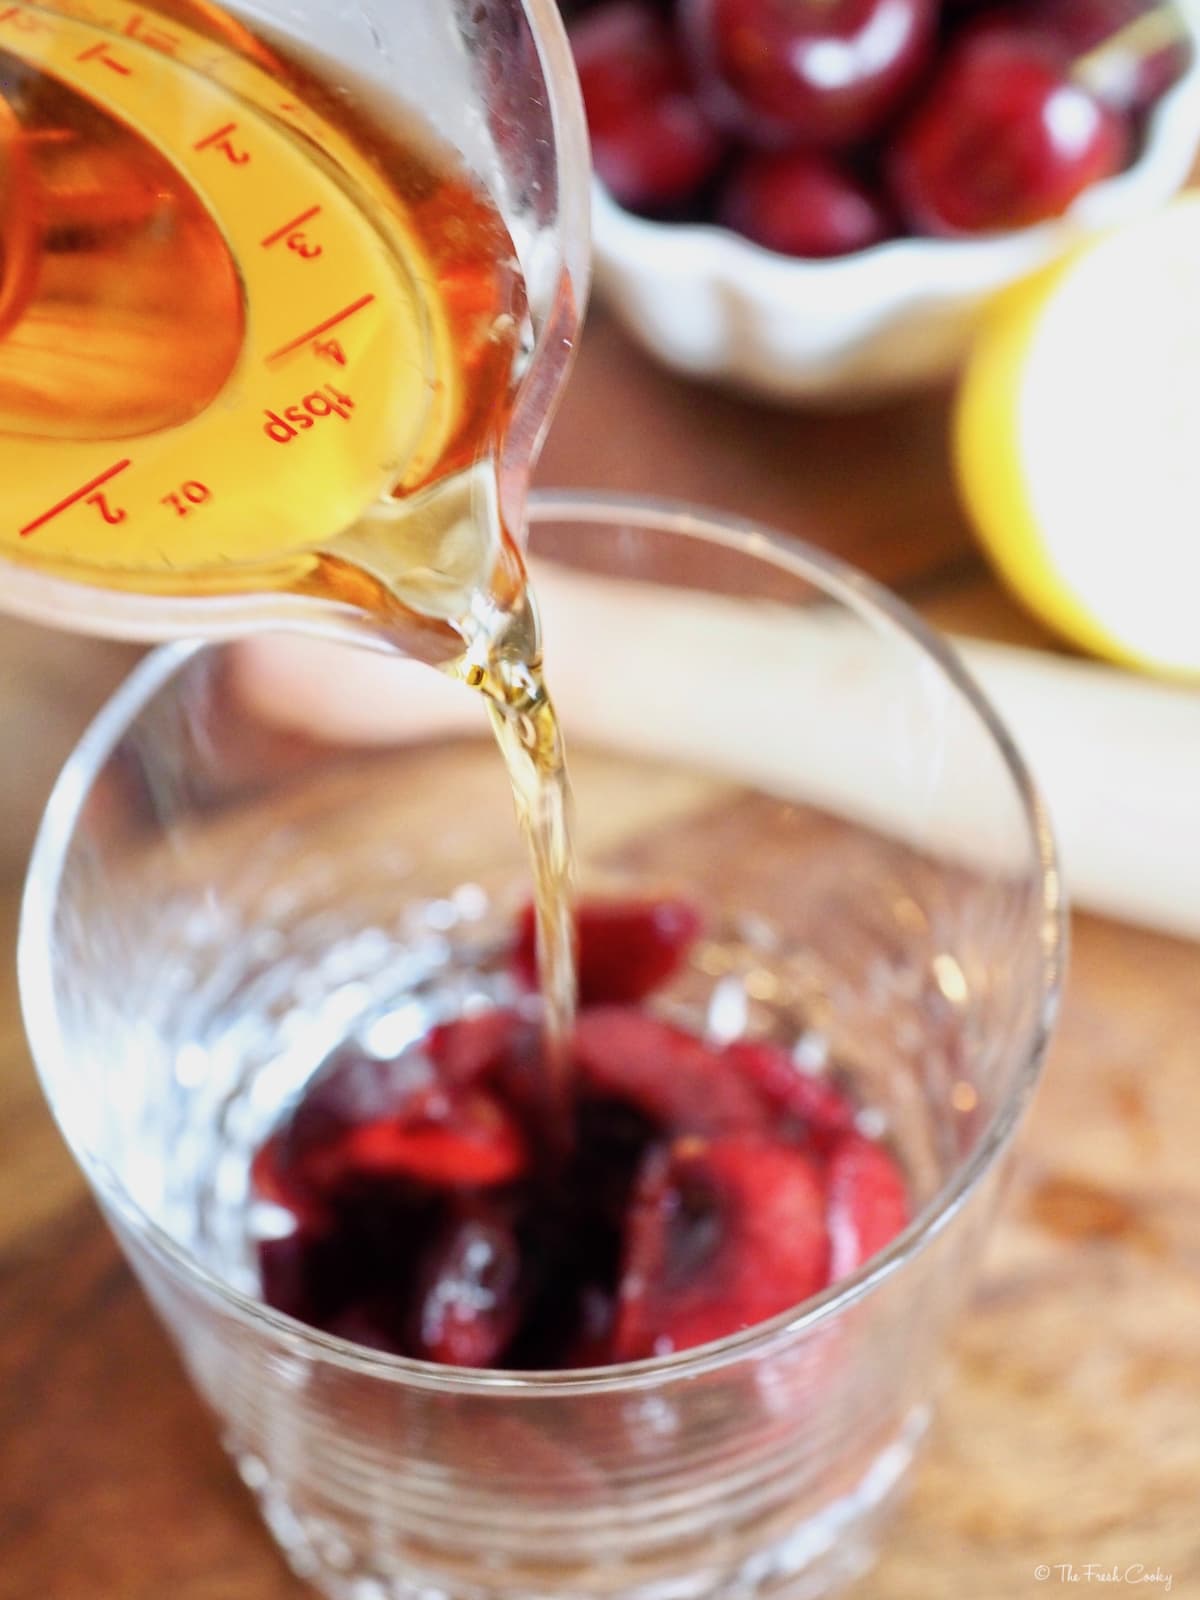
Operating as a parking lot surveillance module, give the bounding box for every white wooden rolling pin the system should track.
[236,569,1200,942]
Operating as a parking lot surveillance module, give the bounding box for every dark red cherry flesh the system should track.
[613,1134,829,1359]
[513,896,702,1006]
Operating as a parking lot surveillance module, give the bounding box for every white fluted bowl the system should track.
[592,30,1200,403]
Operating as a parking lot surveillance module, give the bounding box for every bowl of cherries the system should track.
[566,0,1200,399]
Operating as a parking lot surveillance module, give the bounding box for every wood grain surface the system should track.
[3,308,1199,1600]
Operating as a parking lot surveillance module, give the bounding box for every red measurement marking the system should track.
[193,122,250,164]
[314,338,346,367]
[261,206,321,248]
[0,7,51,32]
[20,459,132,538]
[265,294,375,365]
[194,120,235,149]
[77,40,131,74]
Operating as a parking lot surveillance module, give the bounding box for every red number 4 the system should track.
[314,338,346,366]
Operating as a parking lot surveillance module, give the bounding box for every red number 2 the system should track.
[86,491,126,526]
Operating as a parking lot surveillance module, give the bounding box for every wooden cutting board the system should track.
[1,308,1198,1600]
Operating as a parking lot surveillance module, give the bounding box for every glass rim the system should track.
[19,489,1067,1397]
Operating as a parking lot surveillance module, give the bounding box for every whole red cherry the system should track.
[570,0,725,212]
[682,0,939,148]
[719,150,893,255]
[888,27,1130,235]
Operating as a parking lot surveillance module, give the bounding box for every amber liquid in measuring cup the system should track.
[0,0,578,1053]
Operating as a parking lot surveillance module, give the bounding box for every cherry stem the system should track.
[1071,4,1188,95]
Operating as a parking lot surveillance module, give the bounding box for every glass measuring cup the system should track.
[0,0,590,644]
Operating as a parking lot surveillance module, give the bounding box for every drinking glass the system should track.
[21,494,1065,1600]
